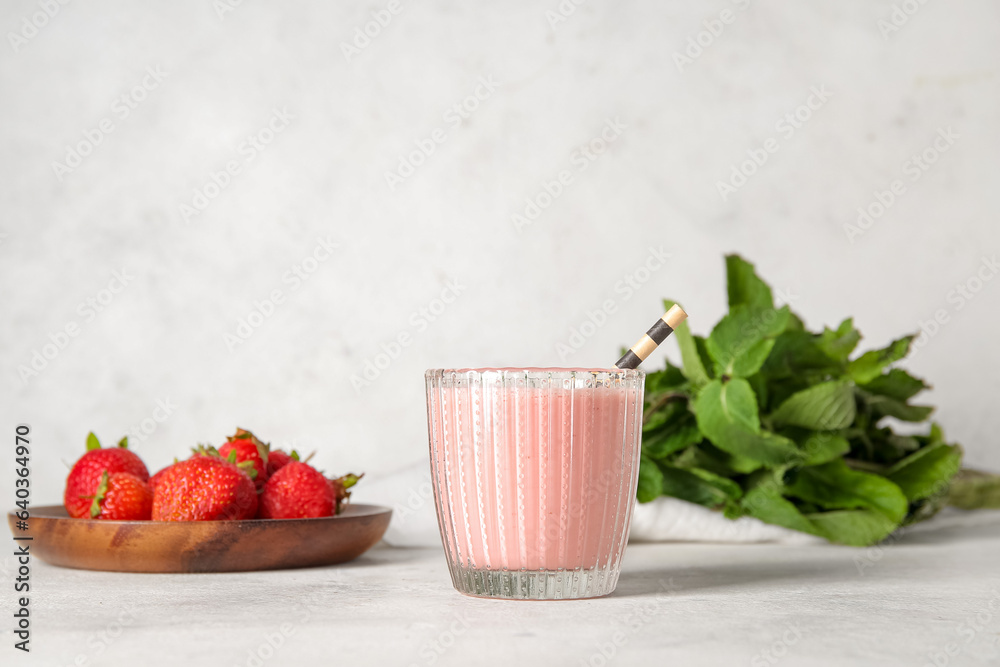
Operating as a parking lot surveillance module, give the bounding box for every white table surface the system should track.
[9,510,1000,667]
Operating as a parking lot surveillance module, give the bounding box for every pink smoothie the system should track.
[427,369,643,572]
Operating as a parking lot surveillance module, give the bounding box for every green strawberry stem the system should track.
[89,470,110,518]
[339,473,361,490]
[235,459,257,479]
[227,428,271,465]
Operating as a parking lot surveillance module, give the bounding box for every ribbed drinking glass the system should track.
[425,368,644,599]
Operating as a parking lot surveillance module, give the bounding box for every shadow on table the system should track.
[612,557,836,599]
[613,509,1000,598]
[309,543,439,571]
[888,508,1000,546]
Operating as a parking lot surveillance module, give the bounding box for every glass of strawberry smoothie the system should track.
[425,367,644,599]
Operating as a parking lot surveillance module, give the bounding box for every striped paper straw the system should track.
[615,304,688,370]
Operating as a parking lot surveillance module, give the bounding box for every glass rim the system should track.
[425,367,644,378]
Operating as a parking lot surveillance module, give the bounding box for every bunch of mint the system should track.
[637,255,999,546]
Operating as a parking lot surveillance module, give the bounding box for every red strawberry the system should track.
[218,428,269,489]
[258,461,334,519]
[148,463,175,494]
[152,455,257,521]
[88,471,153,520]
[329,473,363,515]
[64,434,149,519]
[265,449,299,476]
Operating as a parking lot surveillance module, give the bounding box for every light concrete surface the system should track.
[4,509,999,667]
[1,1,999,508]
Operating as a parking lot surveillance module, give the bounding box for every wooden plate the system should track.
[7,504,392,573]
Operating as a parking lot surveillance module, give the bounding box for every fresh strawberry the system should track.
[148,461,176,494]
[64,433,149,519]
[329,473,363,514]
[265,449,299,477]
[88,471,153,520]
[258,461,334,519]
[152,454,257,521]
[218,428,270,489]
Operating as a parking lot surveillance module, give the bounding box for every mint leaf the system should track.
[885,441,962,501]
[664,299,712,386]
[673,442,762,475]
[799,432,851,466]
[694,379,802,465]
[637,457,664,503]
[741,483,820,536]
[784,311,807,333]
[694,336,714,374]
[786,459,907,523]
[725,254,774,310]
[860,368,928,401]
[706,305,789,377]
[805,509,897,546]
[817,318,861,362]
[643,399,689,434]
[866,395,934,423]
[762,331,839,380]
[847,336,913,384]
[733,339,777,378]
[770,380,856,430]
[644,363,687,394]
[686,467,743,500]
[659,463,741,508]
[887,433,920,454]
[948,469,1000,510]
[643,418,701,459]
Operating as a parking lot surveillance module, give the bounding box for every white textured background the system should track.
[2,0,998,504]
